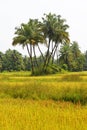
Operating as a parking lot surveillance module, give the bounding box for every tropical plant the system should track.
[59,41,85,71]
[12,19,45,74]
[12,13,70,75]
[42,13,70,72]
[3,49,24,71]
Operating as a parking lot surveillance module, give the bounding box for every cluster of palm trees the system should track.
[12,13,70,75]
[59,41,84,70]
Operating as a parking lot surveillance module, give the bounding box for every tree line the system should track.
[0,43,87,73]
[0,49,29,72]
[0,13,87,74]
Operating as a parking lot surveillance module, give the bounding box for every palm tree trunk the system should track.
[26,44,34,74]
[56,46,59,64]
[52,41,54,64]
[52,44,59,64]
[43,39,51,70]
[33,45,38,67]
[30,44,34,74]
[26,44,31,57]
[43,43,58,72]
[47,43,58,65]
[37,44,45,61]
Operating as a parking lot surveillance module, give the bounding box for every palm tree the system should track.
[12,13,70,74]
[12,19,45,74]
[42,13,58,70]
[59,44,71,66]
[42,13,70,71]
[71,41,80,59]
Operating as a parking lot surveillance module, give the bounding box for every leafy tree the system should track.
[4,49,24,71]
[0,52,3,71]
[59,41,85,71]
[83,51,87,70]
[71,41,80,58]
[71,41,85,71]
[0,51,6,72]
[23,56,31,71]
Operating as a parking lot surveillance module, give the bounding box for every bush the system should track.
[32,64,62,76]
[62,64,68,70]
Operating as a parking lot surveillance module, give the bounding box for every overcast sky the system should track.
[0,0,87,55]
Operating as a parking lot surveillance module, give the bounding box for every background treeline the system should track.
[0,41,87,72]
[0,13,87,73]
[0,49,29,72]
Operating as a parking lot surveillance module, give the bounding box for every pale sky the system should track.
[0,0,87,55]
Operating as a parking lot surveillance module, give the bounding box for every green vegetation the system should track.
[12,13,70,75]
[59,41,85,71]
[0,12,87,130]
[0,13,86,74]
[0,71,87,105]
[0,44,86,73]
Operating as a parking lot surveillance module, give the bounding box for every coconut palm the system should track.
[60,44,71,66]
[42,13,58,69]
[42,13,70,71]
[12,19,45,74]
[71,41,81,58]
[12,13,70,75]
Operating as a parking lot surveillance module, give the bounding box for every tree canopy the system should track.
[12,13,70,75]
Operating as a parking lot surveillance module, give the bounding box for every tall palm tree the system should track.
[42,13,58,69]
[42,13,70,71]
[12,19,45,74]
[12,13,70,74]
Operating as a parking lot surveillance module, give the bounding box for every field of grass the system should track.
[0,99,87,130]
[0,71,87,104]
[0,71,87,130]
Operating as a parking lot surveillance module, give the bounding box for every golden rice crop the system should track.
[0,71,87,129]
[0,99,87,130]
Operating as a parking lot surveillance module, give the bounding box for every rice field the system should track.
[0,71,87,130]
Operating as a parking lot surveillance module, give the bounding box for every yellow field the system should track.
[0,99,87,130]
[0,71,87,130]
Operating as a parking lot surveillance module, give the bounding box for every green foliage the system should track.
[31,65,44,76]
[23,56,31,71]
[83,50,87,70]
[3,49,25,71]
[46,64,62,74]
[12,13,70,75]
[59,41,85,71]
[32,64,62,76]
[0,52,4,72]
[0,60,2,72]
[61,64,68,70]
[0,13,86,74]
